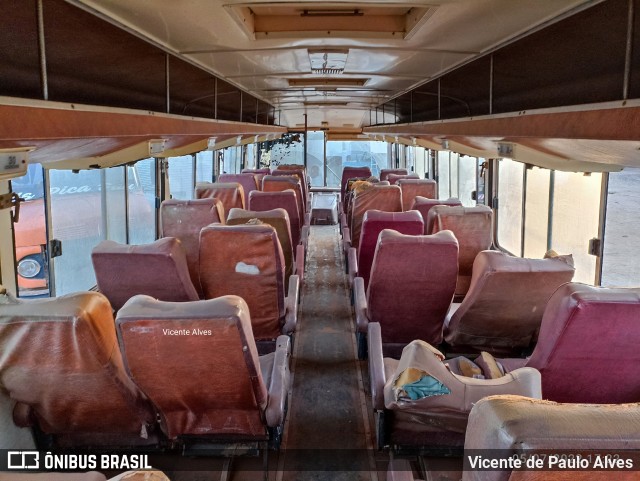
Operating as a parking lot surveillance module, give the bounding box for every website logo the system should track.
[7,451,39,469]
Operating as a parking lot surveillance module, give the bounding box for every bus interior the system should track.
[1,0,640,480]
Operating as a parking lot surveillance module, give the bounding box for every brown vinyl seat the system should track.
[347,209,425,289]
[463,395,640,481]
[262,175,306,224]
[427,205,493,299]
[386,173,420,185]
[92,238,199,311]
[411,197,462,232]
[199,223,299,351]
[218,173,260,198]
[397,179,437,212]
[271,168,309,210]
[367,332,541,450]
[248,190,308,250]
[195,182,245,215]
[444,250,575,356]
[227,207,304,283]
[241,167,270,186]
[116,295,291,447]
[342,184,403,259]
[380,168,408,182]
[480,283,640,404]
[340,166,372,212]
[159,198,225,293]
[0,291,155,447]
[354,229,459,359]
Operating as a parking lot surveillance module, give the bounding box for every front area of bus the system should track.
[2,0,640,480]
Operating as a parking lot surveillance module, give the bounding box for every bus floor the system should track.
[158,225,462,481]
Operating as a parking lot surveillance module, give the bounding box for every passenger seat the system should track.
[354,229,458,359]
[92,238,199,311]
[116,294,291,449]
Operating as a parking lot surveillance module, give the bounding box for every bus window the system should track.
[195,151,214,183]
[437,151,450,198]
[602,167,640,287]
[325,140,388,187]
[49,169,105,295]
[11,163,48,298]
[550,171,602,284]
[458,155,478,207]
[523,167,550,259]
[127,159,156,245]
[496,158,524,256]
[168,155,195,200]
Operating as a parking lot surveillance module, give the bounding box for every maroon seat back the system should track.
[116,295,268,439]
[242,168,270,186]
[271,168,308,209]
[367,230,458,349]
[195,182,245,215]
[227,207,294,282]
[397,179,437,212]
[358,210,425,289]
[525,283,640,403]
[199,224,286,341]
[0,292,154,436]
[249,190,302,247]
[444,251,575,355]
[92,238,199,311]
[341,167,372,209]
[427,205,493,297]
[380,168,408,182]
[411,197,462,232]
[159,198,224,292]
[218,173,259,199]
[350,184,402,250]
[386,173,420,185]
[262,175,304,220]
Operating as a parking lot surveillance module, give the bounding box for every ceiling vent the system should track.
[309,49,349,74]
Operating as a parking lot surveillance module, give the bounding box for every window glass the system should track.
[458,156,477,207]
[168,155,194,200]
[437,151,450,198]
[195,151,214,183]
[11,163,49,297]
[602,168,640,287]
[449,153,459,199]
[306,131,325,187]
[325,140,388,187]
[497,158,524,256]
[222,146,242,174]
[551,171,602,284]
[414,146,429,179]
[104,167,127,244]
[523,167,550,258]
[128,159,156,245]
[49,169,104,295]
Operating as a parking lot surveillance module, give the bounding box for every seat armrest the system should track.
[347,247,358,287]
[368,322,386,411]
[340,214,348,232]
[282,274,300,334]
[294,243,305,283]
[354,276,369,333]
[342,227,351,245]
[301,225,310,249]
[304,212,311,226]
[265,335,291,427]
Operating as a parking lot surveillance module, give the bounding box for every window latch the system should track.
[588,238,601,257]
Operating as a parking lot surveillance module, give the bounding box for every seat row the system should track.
[367,280,640,451]
[0,289,290,452]
[387,394,640,480]
[92,199,305,352]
